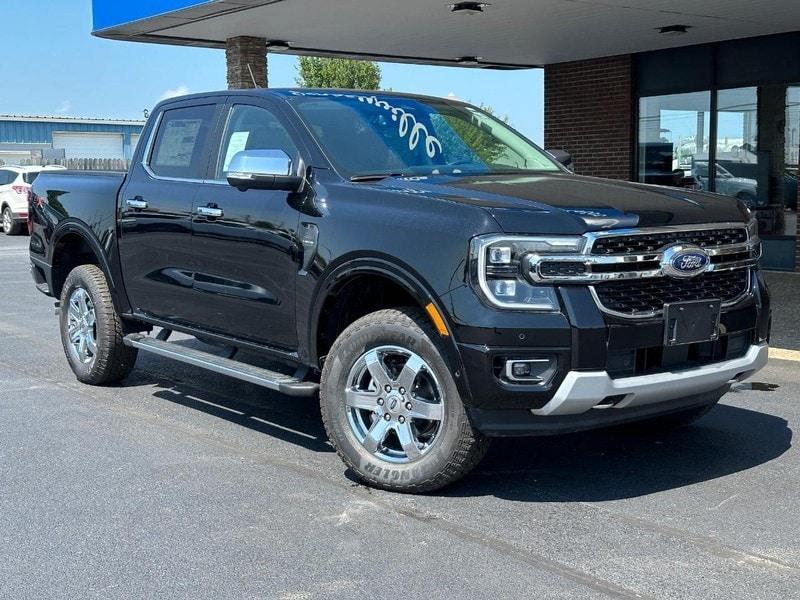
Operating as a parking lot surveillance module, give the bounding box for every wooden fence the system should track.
[20,157,131,171]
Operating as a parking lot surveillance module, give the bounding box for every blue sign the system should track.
[92,0,214,32]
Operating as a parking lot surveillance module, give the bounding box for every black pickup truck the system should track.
[29,89,770,492]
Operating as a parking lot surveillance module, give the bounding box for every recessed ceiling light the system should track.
[457,56,482,66]
[266,40,292,51]
[657,24,691,36]
[449,2,490,15]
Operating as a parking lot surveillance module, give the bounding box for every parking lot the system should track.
[1,231,798,599]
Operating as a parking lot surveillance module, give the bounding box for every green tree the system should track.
[442,103,509,165]
[296,57,381,90]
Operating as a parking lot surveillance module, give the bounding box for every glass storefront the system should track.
[639,85,800,270]
[638,92,710,188]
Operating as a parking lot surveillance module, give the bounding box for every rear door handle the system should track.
[126,198,148,210]
[196,205,223,218]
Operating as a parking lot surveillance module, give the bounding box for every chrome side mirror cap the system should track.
[546,149,574,171]
[226,149,302,191]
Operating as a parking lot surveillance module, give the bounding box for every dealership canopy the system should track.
[92,0,800,68]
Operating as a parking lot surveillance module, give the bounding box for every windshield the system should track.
[288,91,561,178]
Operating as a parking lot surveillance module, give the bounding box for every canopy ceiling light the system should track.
[449,2,490,15]
[657,24,691,36]
[266,40,292,51]
[457,56,483,65]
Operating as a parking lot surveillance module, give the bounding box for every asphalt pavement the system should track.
[1,233,799,599]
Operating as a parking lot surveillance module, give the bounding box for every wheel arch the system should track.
[50,220,131,314]
[308,255,469,399]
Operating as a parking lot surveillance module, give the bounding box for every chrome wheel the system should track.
[345,345,445,463]
[67,288,98,365]
[2,208,11,234]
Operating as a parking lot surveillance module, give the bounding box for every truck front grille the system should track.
[590,227,748,255]
[593,269,750,316]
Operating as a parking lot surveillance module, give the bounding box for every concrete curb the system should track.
[770,347,800,362]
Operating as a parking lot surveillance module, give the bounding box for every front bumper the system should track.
[533,342,768,416]
[442,269,770,435]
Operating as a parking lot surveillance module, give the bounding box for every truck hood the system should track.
[371,172,749,233]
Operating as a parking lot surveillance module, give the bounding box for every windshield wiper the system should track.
[349,172,407,182]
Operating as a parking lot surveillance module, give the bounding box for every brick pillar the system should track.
[226,36,267,89]
[544,55,634,180]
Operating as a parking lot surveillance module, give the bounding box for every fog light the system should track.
[512,362,531,378]
[504,357,556,384]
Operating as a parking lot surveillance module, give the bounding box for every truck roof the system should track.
[158,87,466,108]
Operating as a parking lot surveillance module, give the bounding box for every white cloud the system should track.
[159,85,191,101]
[54,100,71,114]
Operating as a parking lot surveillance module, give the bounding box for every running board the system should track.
[123,333,318,397]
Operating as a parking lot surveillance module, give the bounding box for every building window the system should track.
[638,86,800,270]
[638,91,710,188]
[711,87,761,207]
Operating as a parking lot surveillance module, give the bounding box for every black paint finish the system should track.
[28,88,768,419]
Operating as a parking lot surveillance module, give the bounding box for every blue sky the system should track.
[0,1,544,142]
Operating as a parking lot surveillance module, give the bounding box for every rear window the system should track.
[0,170,16,185]
[22,172,39,184]
[148,104,216,179]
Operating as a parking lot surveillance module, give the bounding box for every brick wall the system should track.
[226,36,267,89]
[544,55,634,180]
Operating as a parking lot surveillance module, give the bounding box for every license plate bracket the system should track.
[663,299,721,346]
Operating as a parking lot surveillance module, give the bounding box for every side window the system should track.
[215,104,299,181]
[148,104,216,180]
[0,170,13,185]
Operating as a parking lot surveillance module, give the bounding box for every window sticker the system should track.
[223,131,250,172]
[155,119,202,167]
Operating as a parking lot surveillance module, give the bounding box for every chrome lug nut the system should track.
[384,384,392,393]
[405,402,413,410]
[377,398,384,406]
[399,387,406,395]
[398,416,406,424]
[384,413,391,421]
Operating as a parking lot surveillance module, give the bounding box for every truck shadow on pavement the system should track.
[122,353,334,454]
[123,351,791,500]
[446,403,792,502]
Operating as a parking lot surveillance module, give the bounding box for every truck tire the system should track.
[2,206,22,235]
[59,264,138,385]
[320,307,489,493]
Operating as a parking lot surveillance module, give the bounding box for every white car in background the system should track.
[0,165,66,235]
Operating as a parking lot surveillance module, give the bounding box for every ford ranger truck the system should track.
[28,90,770,493]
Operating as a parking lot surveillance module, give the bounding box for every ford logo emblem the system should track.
[661,245,710,279]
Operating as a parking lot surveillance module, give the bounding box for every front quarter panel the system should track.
[298,177,499,357]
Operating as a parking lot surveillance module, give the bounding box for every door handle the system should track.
[196,205,223,218]
[126,198,148,210]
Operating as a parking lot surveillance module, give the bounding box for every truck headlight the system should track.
[470,235,586,310]
[746,216,760,244]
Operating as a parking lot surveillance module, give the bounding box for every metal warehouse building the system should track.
[0,115,145,166]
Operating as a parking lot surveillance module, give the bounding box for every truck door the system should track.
[118,101,220,323]
[189,100,303,349]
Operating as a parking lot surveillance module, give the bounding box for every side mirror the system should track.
[546,149,574,171]
[226,149,303,191]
